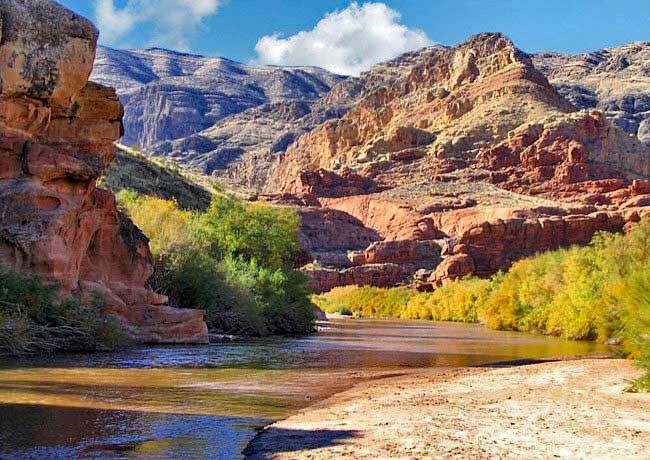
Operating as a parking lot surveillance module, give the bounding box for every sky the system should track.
[58,0,650,76]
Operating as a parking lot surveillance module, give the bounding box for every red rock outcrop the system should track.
[267,33,574,193]
[478,111,650,199]
[0,0,207,343]
[261,34,650,293]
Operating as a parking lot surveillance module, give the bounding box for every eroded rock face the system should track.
[478,110,650,198]
[267,33,574,194]
[534,43,650,145]
[260,34,650,293]
[0,0,207,344]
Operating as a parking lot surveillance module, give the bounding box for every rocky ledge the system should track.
[262,34,650,293]
[0,0,207,343]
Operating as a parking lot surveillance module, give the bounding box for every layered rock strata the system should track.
[0,0,208,343]
[534,43,650,145]
[262,34,650,292]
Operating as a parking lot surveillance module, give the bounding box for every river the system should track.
[0,318,607,460]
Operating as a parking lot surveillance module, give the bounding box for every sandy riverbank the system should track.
[244,359,650,459]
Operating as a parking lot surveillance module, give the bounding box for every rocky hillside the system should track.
[171,47,448,187]
[99,145,213,211]
[90,46,343,156]
[534,42,650,144]
[93,44,446,187]
[261,34,650,293]
[0,0,207,343]
[268,33,575,193]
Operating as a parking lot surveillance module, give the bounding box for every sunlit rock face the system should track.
[260,33,650,292]
[533,43,650,145]
[0,0,207,344]
[91,44,447,189]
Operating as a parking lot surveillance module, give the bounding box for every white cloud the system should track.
[254,2,433,76]
[95,0,221,51]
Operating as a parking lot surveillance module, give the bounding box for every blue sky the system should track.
[58,0,650,75]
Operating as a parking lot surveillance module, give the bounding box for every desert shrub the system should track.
[337,305,353,316]
[416,276,494,322]
[312,286,416,318]
[314,277,492,322]
[196,195,301,271]
[120,192,313,336]
[0,269,127,355]
[313,219,650,387]
[609,257,650,391]
[117,190,195,254]
[150,248,267,335]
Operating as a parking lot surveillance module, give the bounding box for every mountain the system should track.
[90,46,344,150]
[533,42,650,145]
[92,45,446,188]
[268,33,575,193]
[92,36,650,294]
[262,33,650,292]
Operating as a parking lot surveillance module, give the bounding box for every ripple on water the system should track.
[0,318,608,460]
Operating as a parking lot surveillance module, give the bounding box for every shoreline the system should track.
[242,358,650,460]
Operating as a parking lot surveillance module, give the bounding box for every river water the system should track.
[0,318,607,460]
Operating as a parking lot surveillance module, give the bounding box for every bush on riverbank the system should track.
[313,277,492,323]
[313,218,650,388]
[0,269,127,355]
[118,192,314,336]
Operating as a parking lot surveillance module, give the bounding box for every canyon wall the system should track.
[0,0,208,343]
[261,34,650,293]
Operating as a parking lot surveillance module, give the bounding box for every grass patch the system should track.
[0,269,127,355]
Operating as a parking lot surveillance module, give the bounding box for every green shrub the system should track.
[337,305,353,316]
[196,195,301,271]
[119,192,314,336]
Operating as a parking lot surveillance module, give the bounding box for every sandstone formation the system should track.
[534,43,650,145]
[268,33,575,193]
[0,0,208,343]
[260,34,650,292]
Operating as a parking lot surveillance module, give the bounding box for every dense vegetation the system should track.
[0,269,126,355]
[119,191,314,336]
[99,148,212,211]
[314,219,650,389]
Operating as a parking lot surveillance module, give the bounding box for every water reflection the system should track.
[0,404,264,460]
[0,319,608,459]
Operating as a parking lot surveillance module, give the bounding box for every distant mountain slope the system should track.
[99,146,213,211]
[156,45,447,188]
[533,42,650,144]
[92,45,446,189]
[91,46,344,148]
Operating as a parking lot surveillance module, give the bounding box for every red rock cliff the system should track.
[0,0,208,343]
[261,34,650,293]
